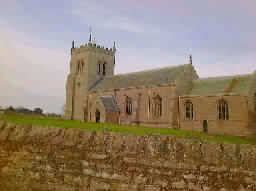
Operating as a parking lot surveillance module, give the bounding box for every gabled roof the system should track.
[189,74,252,96]
[100,96,120,112]
[90,64,191,91]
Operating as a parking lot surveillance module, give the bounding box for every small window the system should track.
[217,99,229,120]
[77,61,80,73]
[125,96,132,115]
[81,61,84,72]
[148,97,151,112]
[98,63,101,74]
[103,63,106,76]
[254,93,256,112]
[184,100,193,120]
[152,95,162,118]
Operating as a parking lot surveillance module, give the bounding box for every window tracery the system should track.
[217,99,229,120]
[184,100,193,120]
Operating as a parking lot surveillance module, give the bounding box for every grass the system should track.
[0,112,255,145]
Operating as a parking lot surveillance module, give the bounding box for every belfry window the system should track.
[103,63,106,76]
[77,61,80,73]
[125,96,132,115]
[77,60,84,73]
[152,95,162,118]
[184,100,193,120]
[81,60,84,72]
[217,99,229,120]
[98,62,101,74]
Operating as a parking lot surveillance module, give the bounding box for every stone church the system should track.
[65,37,256,136]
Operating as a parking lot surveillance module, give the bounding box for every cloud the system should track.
[69,0,163,35]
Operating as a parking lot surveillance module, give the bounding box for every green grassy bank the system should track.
[0,112,255,145]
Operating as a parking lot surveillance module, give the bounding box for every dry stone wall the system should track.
[0,121,256,191]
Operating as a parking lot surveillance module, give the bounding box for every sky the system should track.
[0,0,256,113]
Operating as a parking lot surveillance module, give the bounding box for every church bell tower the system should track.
[65,33,116,121]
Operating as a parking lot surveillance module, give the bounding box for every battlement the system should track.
[71,42,116,56]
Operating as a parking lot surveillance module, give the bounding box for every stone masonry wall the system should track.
[0,121,256,191]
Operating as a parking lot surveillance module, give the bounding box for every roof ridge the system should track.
[103,64,189,79]
[196,73,252,81]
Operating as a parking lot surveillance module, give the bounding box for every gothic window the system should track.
[152,95,162,118]
[81,60,84,72]
[97,62,101,74]
[77,61,80,73]
[148,97,151,113]
[103,62,106,76]
[254,93,256,112]
[125,96,132,115]
[217,99,229,120]
[184,100,193,120]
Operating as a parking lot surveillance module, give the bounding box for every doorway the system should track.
[83,108,88,122]
[203,120,208,133]
[96,109,100,123]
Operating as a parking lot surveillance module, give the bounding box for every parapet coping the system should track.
[180,93,248,98]
[72,42,116,55]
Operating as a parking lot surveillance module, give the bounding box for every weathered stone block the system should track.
[172,180,186,189]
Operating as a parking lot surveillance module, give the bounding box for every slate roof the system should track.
[189,74,252,96]
[100,96,120,112]
[90,64,191,91]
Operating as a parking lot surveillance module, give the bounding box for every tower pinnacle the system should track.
[113,41,117,53]
[72,40,74,49]
[89,26,92,43]
[71,40,75,55]
[189,55,192,65]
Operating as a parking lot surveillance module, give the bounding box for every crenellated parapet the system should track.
[71,42,116,56]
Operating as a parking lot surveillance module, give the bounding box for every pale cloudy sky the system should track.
[0,0,255,113]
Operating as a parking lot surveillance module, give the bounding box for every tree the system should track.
[61,104,66,116]
[33,107,43,115]
[7,106,15,111]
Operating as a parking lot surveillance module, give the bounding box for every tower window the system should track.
[103,63,106,76]
[125,96,132,115]
[217,99,229,120]
[184,100,193,120]
[98,62,101,74]
[77,60,84,73]
[77,61,80,73]
[81,60,84,72]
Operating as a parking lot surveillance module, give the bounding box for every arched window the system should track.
[81,60,84,72]
[96,109,100,123]
[97,62,101,74]
[77,61,80,73]
[184,100,193,120]
[103,62,106,76]
[254,93,256,112]
[217,99,229,120]
[125,96,132,115]
[152,95,162,118]
[148,97,151,112]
